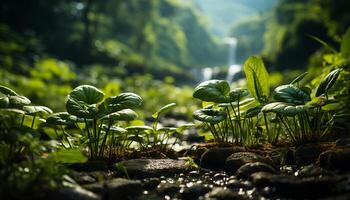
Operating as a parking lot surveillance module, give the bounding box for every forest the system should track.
[0,0,350,199]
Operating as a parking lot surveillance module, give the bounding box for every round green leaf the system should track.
[245,105,263,118]
[66,98,98,119]
[152,102,176,119]
[69,85,104,104]
[8,95,31,108]
[0,85,18,96]
[126,125,153,132]
[46,112,77,125]
[229,88,249,102]
[193,80,230,103]
[262,102,308,116]
[23,105,53,116]
[273,84,311,105]
[290,72,308,85]
[193,108,227,124]
[104,92,142,112]
[102,109,138,121]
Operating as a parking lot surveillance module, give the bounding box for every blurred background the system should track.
[0,0,349,117]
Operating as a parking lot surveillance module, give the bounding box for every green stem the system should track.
[31,114,36,129]
[84,118,93,159]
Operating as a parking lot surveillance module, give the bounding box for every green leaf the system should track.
[193,108,227,124]
[69,85,104,105]
[0,97,9,108]
[273,84,311,105]
[66,98,98,119]
[262,102,308,116]
[46,112,77,125]
[176,123,196,133]
[316,68,342,97]
[0,108,26,115]
[50,149,87,164]
[245,105,263,118]
[193,80,230,103]
[341,27,350,57]
[290,72,308,84]
[0,85,18,96]
[152,102,176,119]
[306,34,337,54]
[104,92,142,112]
[126,125,153,133]
[8,96,31,108]
[102,125,127,133]
[229,88,249,102]
[102,109,138,121]
[243,56,269,103]
[23,106,53,116]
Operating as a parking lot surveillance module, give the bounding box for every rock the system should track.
[156,183,180,196]
[225,152,274,175]
[49,186,101,200]
[71,160,108,172]
[250,172,340,198]
[294,144,326,166]
[319,148,350,171]
[188,170,201,179]
[335,138,350,147]
[142,177,161,190]
[226,179,253,191]
[118,159,188,178]
[83,182,104,194]
[295,164,333,178]
[180,184,211,200]
[76,173,98,184]
[200,147,245,170]
[205,188,246,200]
[235,162,276,179]
[105,178,142,200]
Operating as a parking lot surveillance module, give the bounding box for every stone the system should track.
[225,152,274,175]
[335,138,350,147]
[295,164,333,178]
[235,162,276,179]
[156,183,180,196]
[319,148,350,171]
[105,178,142,200]
[250,172,340,198]
[200,147,245,170]
[118,159,188,178]
[49,186,101,200]
[180,184,211,200]
[71,160,108,172]
[142,177,161,190]
[205,187,246,200]
[294,144,326,166]
[83,182,104,195]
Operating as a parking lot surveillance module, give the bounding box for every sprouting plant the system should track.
[192,80,255,144]
[47,85,142,160]
[126,103,194,152]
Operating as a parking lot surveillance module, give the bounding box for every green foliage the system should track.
[273,84,311,105]
[315,69,342,97]
[193,80,230,103]
[243,56,270,103]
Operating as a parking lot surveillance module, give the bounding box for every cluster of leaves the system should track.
[0,85,87,198]
[193,28,349,146]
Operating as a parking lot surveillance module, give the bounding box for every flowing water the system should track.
[225,37,242,84]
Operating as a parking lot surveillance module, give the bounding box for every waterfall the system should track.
[225,37,242,83]
[202,67,213,82]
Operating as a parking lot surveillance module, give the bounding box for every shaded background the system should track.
[0,0,349,116]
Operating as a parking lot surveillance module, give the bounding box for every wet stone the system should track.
[156,183,180,196]
[118,159,188,178]
[295,164,333,178]
[225,152,274,175]
[205,187,247,200]
[294,144,326,166]
[335,138,350,147]
[180,184,211,200]
[188,170,201,179]
[142,177,161,190]
[235,162,276,179]
[319,148,350,171]
[49,185,101,200]
[200,147,246,170]
[105,178,142,200]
